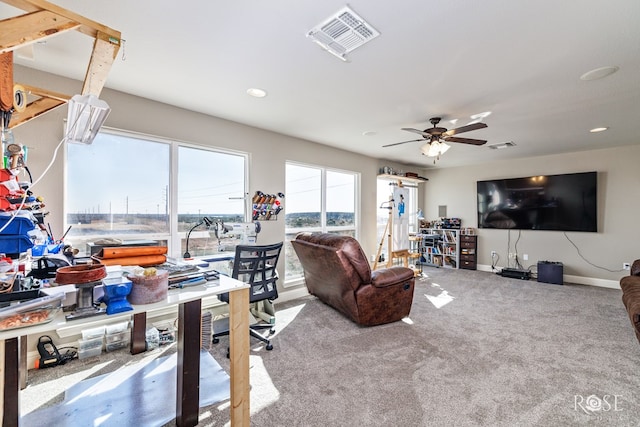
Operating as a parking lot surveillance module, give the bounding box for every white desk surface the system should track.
[0,275,248,341]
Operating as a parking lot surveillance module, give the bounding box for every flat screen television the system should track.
[477,171,597,232]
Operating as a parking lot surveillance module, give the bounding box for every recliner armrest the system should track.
[631,259,640,277]
[371,266,414,288]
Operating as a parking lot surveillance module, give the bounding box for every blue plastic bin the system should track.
[0,235,34,255]
[0,216,36,235]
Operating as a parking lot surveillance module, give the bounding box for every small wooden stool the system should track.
[391,249,410,267]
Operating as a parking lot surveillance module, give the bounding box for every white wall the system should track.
[422,146,640,286]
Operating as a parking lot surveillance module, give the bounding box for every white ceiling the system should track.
[3,0,640,169]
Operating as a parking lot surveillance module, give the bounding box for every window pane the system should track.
[66,131,247,259]
[284,163,358,284]
[326,170,355,227]
[66,132,170,239]
[284,233,303,282]
[178,146,246,257]
[285,164,321,228]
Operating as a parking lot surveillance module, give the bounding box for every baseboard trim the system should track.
[278,286,310,304]
[477,264,620,289]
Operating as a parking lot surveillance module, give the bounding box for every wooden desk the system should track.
[0,275,250,427]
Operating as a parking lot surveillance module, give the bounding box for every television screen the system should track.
[477,172,597,232]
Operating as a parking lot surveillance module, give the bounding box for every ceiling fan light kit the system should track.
[385,116,488,163]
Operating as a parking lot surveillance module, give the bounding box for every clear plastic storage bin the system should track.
[78,335,104,359]
[0,293,63,331]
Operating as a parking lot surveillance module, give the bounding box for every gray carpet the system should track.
[22,267,640,426]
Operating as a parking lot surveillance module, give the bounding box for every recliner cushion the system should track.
[293,233,372,284]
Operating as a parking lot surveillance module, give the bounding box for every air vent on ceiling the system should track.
[306,6,380,62]
[487,141,516,150]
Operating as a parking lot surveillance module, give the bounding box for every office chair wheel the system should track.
[269,328,275,335]
[266,343,273,351]
[213,337,220,344]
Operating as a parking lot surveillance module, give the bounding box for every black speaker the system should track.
[538,261,563,285]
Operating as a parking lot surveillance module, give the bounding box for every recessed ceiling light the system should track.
[580,66,619,81]
[362,131,377,136]
[589,127,608,133]
[247,88,267,98]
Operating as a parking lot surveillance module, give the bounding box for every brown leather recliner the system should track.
[291,232,415,326]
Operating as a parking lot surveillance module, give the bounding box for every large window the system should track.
[177,145,246,256]
[284,162,358,284]
[65,129,247,257]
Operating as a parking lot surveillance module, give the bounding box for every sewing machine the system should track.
[212,221,260,251]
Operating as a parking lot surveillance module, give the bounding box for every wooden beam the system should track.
[9,96,65,128]
[229,288,250,426]
[0,10,80,54]
[19,83,71,103]
[130,312,147,355]
[176,299,202,427]
[82,30,120,96]
[0,51,12,110]
[2,338,19,427]
[0,0,121,40]
[0,0,120,126]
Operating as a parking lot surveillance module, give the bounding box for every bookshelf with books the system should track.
[416,228,460,269]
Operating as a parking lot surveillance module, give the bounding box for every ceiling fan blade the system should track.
[401,127,431,138]
[382,138,424,148]
[444,136,487,145]
[443,122,487,136]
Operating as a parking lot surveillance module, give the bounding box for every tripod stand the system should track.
[373,199,393,270]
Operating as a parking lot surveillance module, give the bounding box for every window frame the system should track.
[64,127,249,258]
[284,161,360,287]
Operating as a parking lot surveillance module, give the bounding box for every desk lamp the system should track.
[183,216,213,258]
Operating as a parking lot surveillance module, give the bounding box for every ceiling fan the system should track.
[383,117,488,159]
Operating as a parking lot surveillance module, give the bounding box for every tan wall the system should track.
[12,66,382,291]
[421,146,640,284]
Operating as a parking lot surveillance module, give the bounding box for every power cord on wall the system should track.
[563,232,625,273]
[491,252,500,272]
[513,230,526,270]
[498,230,625,273]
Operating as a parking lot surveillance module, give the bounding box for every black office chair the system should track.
[212,242,283,352]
